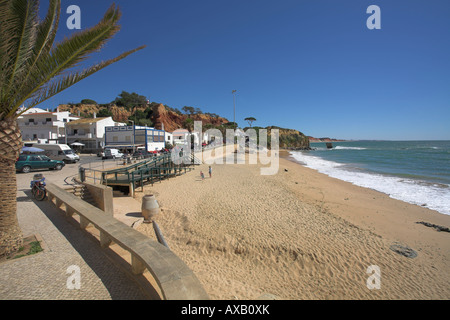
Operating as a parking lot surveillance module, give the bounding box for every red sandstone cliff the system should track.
[151,104,229,132]
[57,103,229,132]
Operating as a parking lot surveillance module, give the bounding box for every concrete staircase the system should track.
[64,182,143,228]
[66,184,97,209]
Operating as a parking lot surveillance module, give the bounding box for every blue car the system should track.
[16,155,65,173]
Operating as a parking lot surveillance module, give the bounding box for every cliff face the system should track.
[57,103,230,132]
[151,107,307,147]
[58,104,101,116]
[308,136,345,142]
[57,104,137,123]
[57,104,308,148]
[151,103,180,131]
[266,126,310,150]
[151,104,229,132]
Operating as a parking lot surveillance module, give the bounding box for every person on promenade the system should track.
[208,166,212,178]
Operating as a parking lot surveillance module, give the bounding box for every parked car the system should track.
[16,155,65,173]
[102,148,124,160]
[132,150,151,159]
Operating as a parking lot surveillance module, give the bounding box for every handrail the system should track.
[99,152,197,193]
[103,166,193,183]
[104,154,173,174]
[100,156,162,174]
[45,182,209,300]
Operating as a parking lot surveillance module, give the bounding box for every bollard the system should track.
[79,167,85,182]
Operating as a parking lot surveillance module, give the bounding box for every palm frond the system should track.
[3,2,146,119]
[1,0,39,95]
[12,0,60,99]
[19,45,146,115]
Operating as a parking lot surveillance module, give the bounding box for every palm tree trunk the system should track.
[0,117,23,257]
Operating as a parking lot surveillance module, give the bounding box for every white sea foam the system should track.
[290,151,450,215]
[334,146,367,150]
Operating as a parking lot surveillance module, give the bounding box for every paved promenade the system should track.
[0,156,147,300]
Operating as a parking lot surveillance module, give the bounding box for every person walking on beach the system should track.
[200,171,205,181]
[208,166,212,178]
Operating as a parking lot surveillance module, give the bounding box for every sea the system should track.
[289,140,450,215]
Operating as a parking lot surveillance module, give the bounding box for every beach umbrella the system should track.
[21,146,44,153]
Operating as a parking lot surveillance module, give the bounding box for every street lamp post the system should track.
[130,120,135,153]
[232,90,237,128]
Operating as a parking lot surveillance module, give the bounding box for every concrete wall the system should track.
[46,182,209,300]
[80,181,114,216]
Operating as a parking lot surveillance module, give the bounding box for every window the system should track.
[113,136,118,142]
[46,118,51,122]
[125,136,131,142]
[18,155,27,161]
[30,156,41,161]
[28,119,34,123]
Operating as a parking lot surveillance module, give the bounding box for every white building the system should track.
[17,107,79,144]
[65,116,124,153]
[172,129,190,146]
[172,128,210,146]
[104,125,166,153]
[165,132,173,145]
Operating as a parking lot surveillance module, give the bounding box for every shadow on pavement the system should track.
[23,189,149,300]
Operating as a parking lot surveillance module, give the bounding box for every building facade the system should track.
[17,107,79,144]
[172,128,210,146]
[65,116,124,153]
[172,129,190,146]
[165,132,173,146]
[104,125,166,153]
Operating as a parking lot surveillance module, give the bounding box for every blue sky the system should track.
[37,0,450,140]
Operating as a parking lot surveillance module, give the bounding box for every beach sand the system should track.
[135,148,450,300]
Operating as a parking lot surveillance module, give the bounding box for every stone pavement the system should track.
[0,166,148,300]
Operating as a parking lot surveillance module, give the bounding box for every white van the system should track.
[32,143,80,163]
[102,148,124,160]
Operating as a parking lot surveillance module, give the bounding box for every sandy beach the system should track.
[135,148,450,300]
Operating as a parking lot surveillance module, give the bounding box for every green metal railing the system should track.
[101,152,199,189]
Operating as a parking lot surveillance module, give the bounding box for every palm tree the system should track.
[0,0,145,257]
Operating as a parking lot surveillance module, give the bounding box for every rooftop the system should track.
[66,117,111,125]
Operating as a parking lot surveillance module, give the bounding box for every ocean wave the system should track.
[289,151,450,215]
[334,146,367,150]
